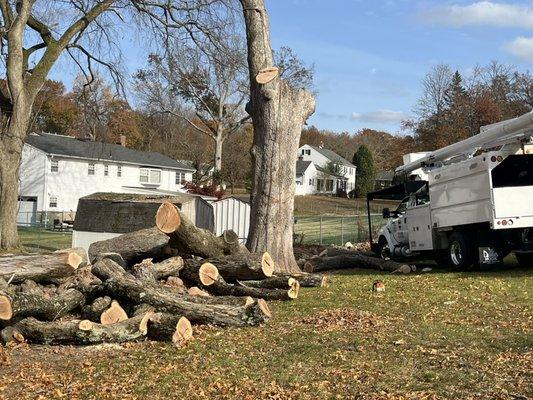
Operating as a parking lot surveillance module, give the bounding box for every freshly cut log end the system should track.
[188,286,210,297]
[100,300,128,325]
[172,316,193,346]
[78,320,94,331]
[288,279,300,299]
[0,326,24,344]
[257,299,272,318]
[156,202,182,234]
[67,252,83,269]
[167,276,185,287]
[261,252,275,277]
[0,295,13,320]
[199,263,219,286]
[139,311,155,335]
[244,296,254,307]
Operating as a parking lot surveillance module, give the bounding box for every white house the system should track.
[18,132,195,223]
[295,144,357,195]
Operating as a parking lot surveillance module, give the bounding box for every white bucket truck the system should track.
[367,111,533,269]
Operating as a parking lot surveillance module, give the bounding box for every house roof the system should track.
[296,160,313,175]
[308,145,355,167]
[26,133,195,171]
[377,171,395,181]
[315,165,348,180]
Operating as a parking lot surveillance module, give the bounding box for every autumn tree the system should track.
[222,124,253,193]
[240,0,315,273]
[0,0,231,249]
[353,145,376,197]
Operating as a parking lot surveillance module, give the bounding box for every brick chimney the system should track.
[119,135,127,147]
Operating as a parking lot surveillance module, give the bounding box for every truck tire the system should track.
[448,232,475,270]
[515,252,533,267]
[375,236,391,260]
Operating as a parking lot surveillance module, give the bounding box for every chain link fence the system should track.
[17,211,73,252]
[294,214,384,246]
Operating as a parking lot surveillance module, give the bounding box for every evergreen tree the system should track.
[352,145,376,197]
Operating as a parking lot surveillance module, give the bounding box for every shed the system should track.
[72,192,214,252]
[210,197,251,244]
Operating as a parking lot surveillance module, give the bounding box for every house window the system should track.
[49,196,58,208]
[317,179,323,190]
[305,149,310,155]
[326,180,334,192]
[104,165,109,176]
[175,172,187,185]
[88,163,95,175]
[140,168,161,184]
[51,160,58,173]
[117,165,122,177]
[309,179,313,185]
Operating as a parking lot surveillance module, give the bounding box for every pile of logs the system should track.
[0,202,326,346]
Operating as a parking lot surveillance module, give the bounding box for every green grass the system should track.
[17,226,72,252]
[1,264,531,399]
[294,214,385,245]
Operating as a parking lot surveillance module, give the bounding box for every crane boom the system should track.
[396,111,533,175]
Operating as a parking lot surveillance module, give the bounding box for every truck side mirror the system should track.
[382,208,391,219]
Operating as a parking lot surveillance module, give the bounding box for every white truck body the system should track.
[373,111,533,267]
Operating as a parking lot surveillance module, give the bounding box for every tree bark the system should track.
[88,227,175,265]
[132,256,184,282]
[0,249,85,283]
[307,253,410,273]
[214,133,223,172]
[240,0,315,274]
[156,202,249,258]
[7,315,147,345]
[182,252,273,282]
[91,258,270,327]
[81,296,112,322]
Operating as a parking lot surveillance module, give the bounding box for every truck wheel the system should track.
[448,232,474,270]
[515,252,533,267]
[375,236,391,260]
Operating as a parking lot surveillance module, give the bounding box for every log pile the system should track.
[0,202,327,346]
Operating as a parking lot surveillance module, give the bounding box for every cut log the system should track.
[88,227,175,265]
[181,252,274,284]
[100,300,128,325]
[275,273,329,288]
[145,313,193,344]
[155,202,249,258]
[82,296,112,322]
[56,266,103,297]
[0,249,85,284]
[92,258,270,327]
[186,263,298,301]
[92,252,127,268]
[188,286,210,297]
[10,314,149,345]
[132,256,184,282]
[0,288,85,321]
[307,253,410,273]
[0,325,25,344]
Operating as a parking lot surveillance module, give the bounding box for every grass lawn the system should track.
[1,263,531,399]
[17,227,72,252]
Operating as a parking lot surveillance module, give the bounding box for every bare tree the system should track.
[135,30,249,174]
[274,46,314,91]
[240,0,315,274]
[415,64,453,119]
[0,0,229,249]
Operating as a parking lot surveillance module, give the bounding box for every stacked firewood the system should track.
[0,202,326,346]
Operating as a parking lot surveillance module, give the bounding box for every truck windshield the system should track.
[396,199,408,214]
[492,155,533,188]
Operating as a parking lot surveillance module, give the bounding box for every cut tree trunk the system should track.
[0,249,86,283]
[91,258,270,327]
[182,262,298,301]
[56,266,103,297]
[145,313,193,344]
[307,253,410,273]
[240,0,315,274]
[7,314,149,345]
[81,296,112,322]
[155,202,248,258]
[88,227,175,265]
[274,273,328,288]
[182,252,274,282]
[132,256,184,282]
[0,288,85,321]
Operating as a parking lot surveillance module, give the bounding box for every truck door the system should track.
[390,197,409,245]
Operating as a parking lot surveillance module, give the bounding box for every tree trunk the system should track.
[131,256,184,282]
[240,0,315,274]
[307,253,411,273]
[0,249,86,283]
[214,133,223,172]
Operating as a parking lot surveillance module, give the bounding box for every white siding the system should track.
[295,163,318,195]
[19,145,47,211]
[211,198,250,243]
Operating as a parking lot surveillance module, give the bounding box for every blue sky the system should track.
[49,1,533,135]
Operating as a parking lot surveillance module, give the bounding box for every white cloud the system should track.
[504,36,533,62]
[350,109,407,124]
[421,1,533,30]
